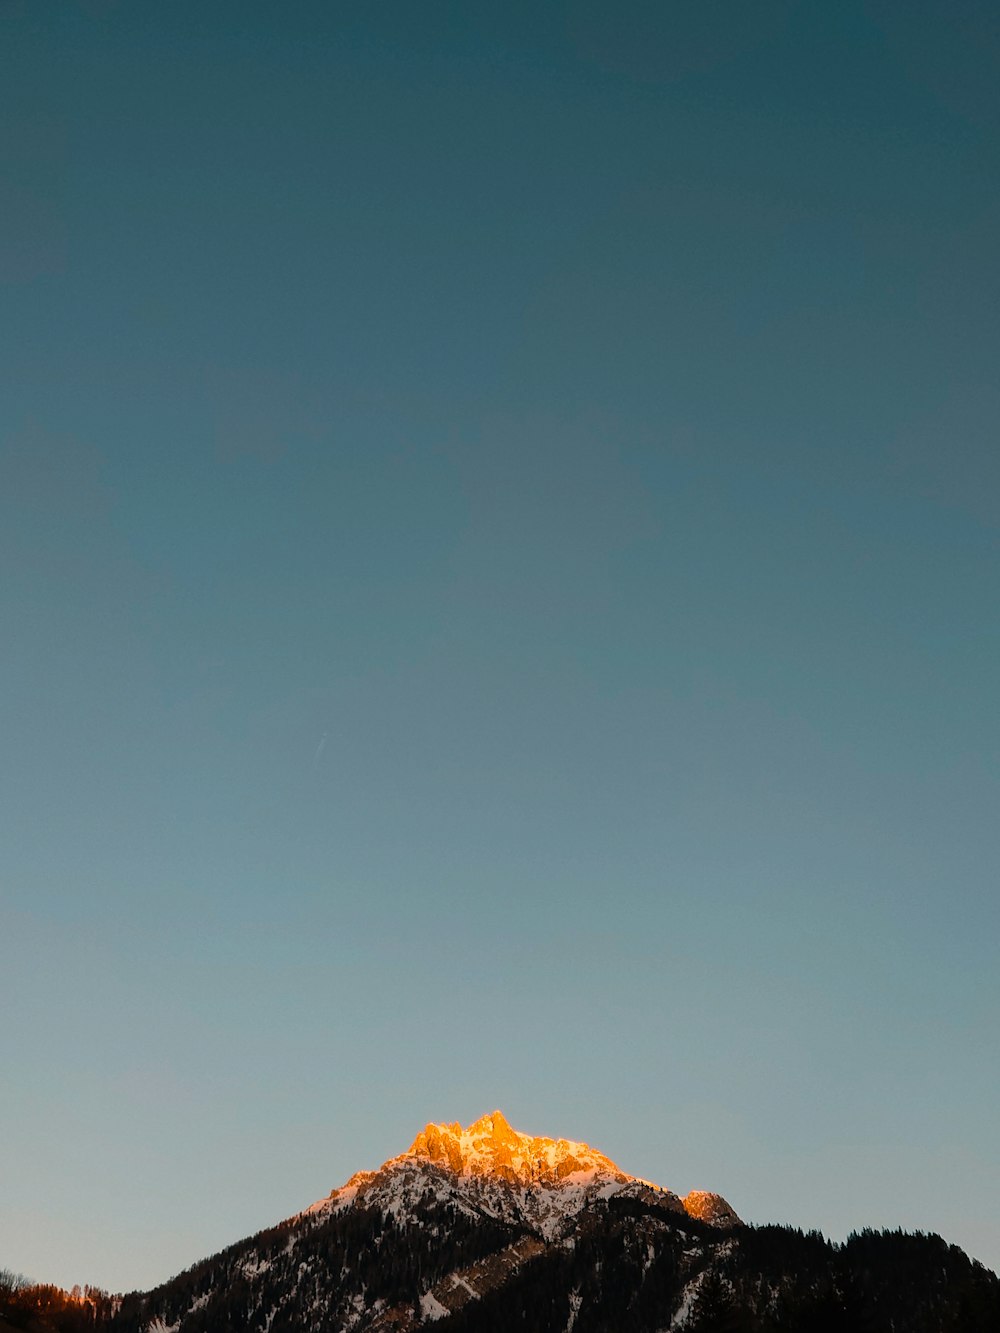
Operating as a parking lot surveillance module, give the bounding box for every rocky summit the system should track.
[311,1110,738,1239]
[401,1110,628,1184]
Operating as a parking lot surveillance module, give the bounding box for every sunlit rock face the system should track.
[681,1188,743,1227]
[403,1110,629,1185]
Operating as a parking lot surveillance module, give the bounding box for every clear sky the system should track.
[2,0,998,1295]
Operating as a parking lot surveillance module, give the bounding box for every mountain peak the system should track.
[402,1110,628,1185]
[469,1109,513,1136]
[310,1111,741,1243]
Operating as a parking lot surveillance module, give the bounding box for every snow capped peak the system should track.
[401,1110,627,1186]
[307,1111,740,1242]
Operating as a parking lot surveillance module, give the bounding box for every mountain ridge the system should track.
[304,1110,740,1240]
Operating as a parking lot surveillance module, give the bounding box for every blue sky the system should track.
[1,0,998,1292]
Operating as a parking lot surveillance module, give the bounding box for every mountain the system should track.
[302,1110,741,1244]
[6,1112,1000,1333]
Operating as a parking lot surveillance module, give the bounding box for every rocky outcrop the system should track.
[681,1190,742,1228]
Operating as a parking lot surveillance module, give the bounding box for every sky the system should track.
[1,0,998,1295]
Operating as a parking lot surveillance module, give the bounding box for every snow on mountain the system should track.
[305,1111,739,1240]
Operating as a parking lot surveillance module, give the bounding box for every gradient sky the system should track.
[2,0,998,1295]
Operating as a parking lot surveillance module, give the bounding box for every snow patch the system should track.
[670,1271,707,1330]
[565,1289,582,1333]
[418,1291,449,1321]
